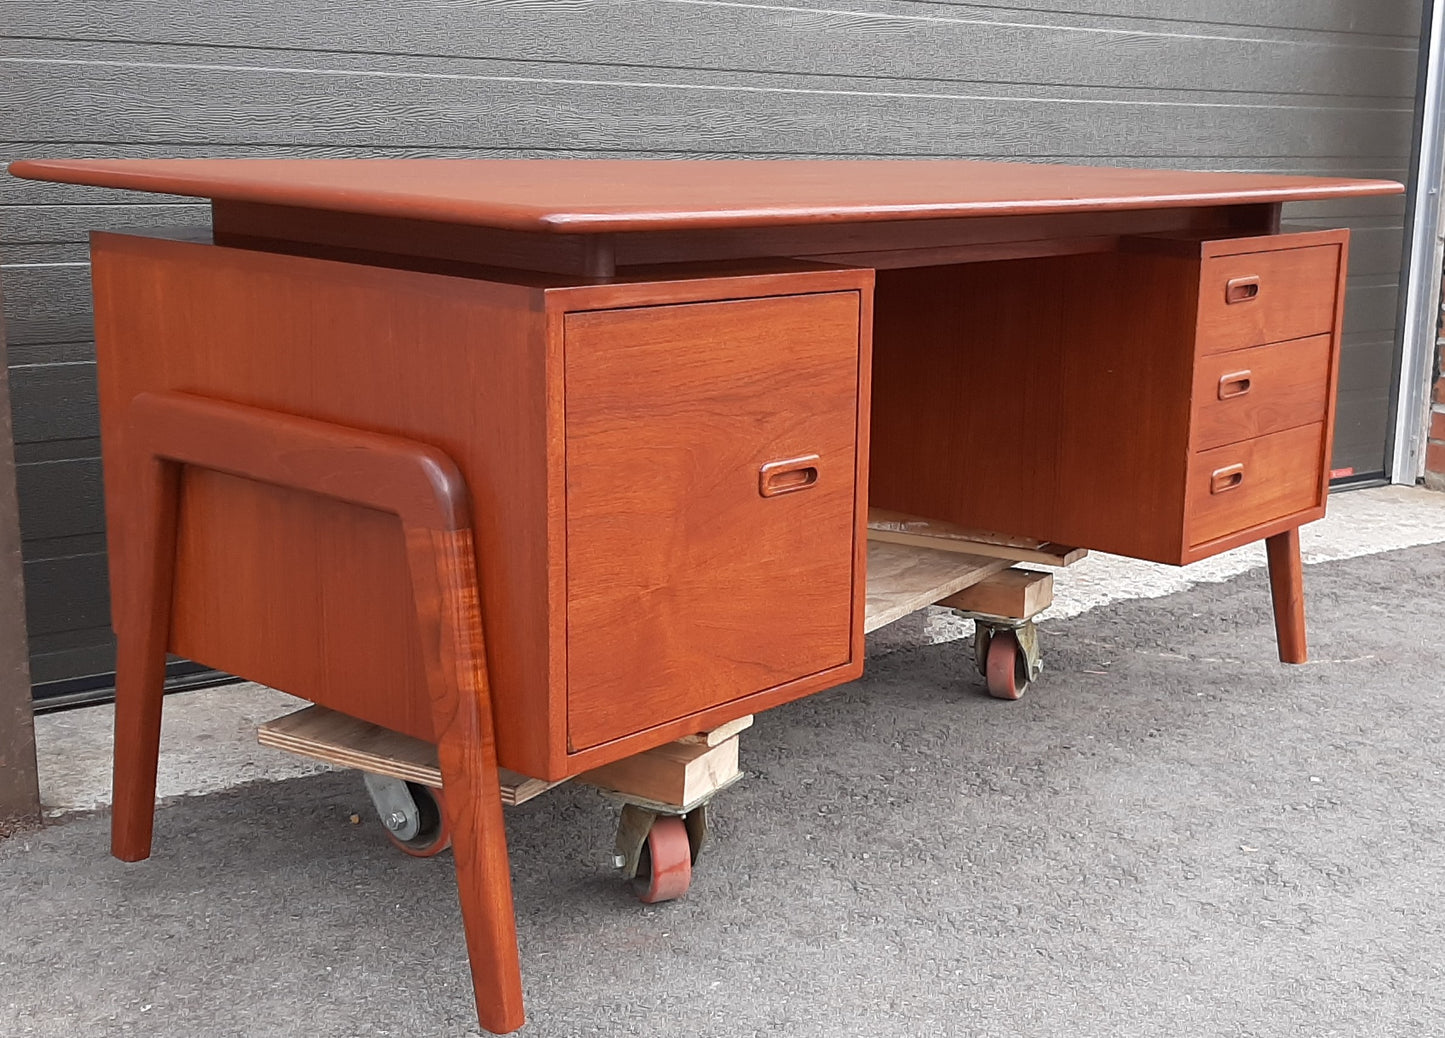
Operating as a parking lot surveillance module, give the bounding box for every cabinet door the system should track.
[564,292,862,750]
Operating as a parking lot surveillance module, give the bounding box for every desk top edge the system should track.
[9,158,1403,234]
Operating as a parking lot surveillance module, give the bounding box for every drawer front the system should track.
[1196,243,1341,355]
[1187,423,1324,548]
[1191,334,1331,451]
[564,292,861,750]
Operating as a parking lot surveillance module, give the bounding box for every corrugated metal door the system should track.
[0,0,1425,700]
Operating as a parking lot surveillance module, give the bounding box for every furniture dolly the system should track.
[7,158,1401,1034]
[253,529,1073,871]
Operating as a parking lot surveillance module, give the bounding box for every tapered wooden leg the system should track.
[1265,527,1307,664]
[406,527,525,1035]
[110,456,182,861]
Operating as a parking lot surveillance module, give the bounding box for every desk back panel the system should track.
[868,258,1072,540]
[870,252,1197,562]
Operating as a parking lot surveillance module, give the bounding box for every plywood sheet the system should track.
[868,508,1087,567]
[864,541,1012,633]
[257,705,561,806]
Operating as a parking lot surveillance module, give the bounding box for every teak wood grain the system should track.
[107,391,525,1033]
[1266,527,1308,664]
[213,197,1279,276]
[869,230,1348,567]
[1185,423,1326,548]
[403,522,526,1033]
[89,228,872,780]
[1194,244,1342,355]
[9,158,1400,233]
[1190,335,1331,451]
[212,200,615,278]
[563,293,865,750]
[92,231,547,756]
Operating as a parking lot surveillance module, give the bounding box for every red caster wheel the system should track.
[985,629,1030,701]
[368,776,452,858]
[632,815,693,904]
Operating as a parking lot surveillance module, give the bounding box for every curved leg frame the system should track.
[109,390,525,1034]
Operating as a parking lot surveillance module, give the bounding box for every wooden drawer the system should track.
[1190,334,1331,451]
[1186,423,1325,548]
[563,292,863,750]
[1195,240,1341,355]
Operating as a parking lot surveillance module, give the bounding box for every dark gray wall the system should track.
[0,0,1424,694]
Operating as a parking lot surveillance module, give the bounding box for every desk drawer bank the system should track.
[7,158,1400,1034]
[871,229,1349,570]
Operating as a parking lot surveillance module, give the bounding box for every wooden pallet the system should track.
[867,507,1087,567]
[258,705,563,806]
[260,539,1056,809]
[939,566,1055,619]
[579,738,743,814]
[259,704,749,810]
[864,540,1012,632]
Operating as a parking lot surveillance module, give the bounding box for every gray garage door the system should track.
[0,0,1426,700]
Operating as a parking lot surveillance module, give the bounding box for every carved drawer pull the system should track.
[1218,370,1253,399]
[1210,464,1245,494]
[1225,275,1261,304]
[758,455,821,498]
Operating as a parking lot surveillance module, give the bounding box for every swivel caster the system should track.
[634,815,692,903]
[363,773,452,858]
[973,618,1044,701]
[613,802,710,904]
[985,629,1029,700]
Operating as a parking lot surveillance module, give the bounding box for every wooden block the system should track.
[579,736,741,811]
[864,540,1012,633]
[867,507,1087,567]
[677,714,754,746]
[938,567,1054,620]
[257,706,561,807]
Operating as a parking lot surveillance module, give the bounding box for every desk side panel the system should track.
[1051,251,1197,562]
[89,233,558,774]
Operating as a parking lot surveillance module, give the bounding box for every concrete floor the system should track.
[28,484,1445,816]
[4,537,1445,1036]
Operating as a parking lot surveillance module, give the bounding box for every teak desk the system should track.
[8,159,1403,1033]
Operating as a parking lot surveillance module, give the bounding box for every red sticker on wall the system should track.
[1330,467,1355,479]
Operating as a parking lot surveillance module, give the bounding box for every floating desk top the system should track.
[8,158,1402,233]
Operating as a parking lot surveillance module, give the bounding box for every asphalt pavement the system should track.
[3,542,1444,1037]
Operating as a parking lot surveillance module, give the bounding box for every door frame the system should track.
[0,274,41,825]
[1391,0,1445,484]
